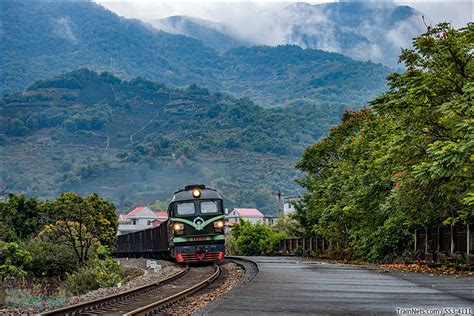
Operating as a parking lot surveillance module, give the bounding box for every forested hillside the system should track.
[2,1,390,107]
[220,45,389,107]
[294,23,473,261]
[0,69,346,213]
[2,1,219,95]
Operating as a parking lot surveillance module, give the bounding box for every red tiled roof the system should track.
[233,208,264,217]
[119,214,127,220]
[155,212,168,218]
[152,219,165,228]
[128,207,147,216]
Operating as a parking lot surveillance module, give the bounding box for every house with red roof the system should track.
[118,207,168,235]
[152,211,168,228]
[226,208,264,225]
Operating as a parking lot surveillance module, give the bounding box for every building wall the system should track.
[283,201,296,214]
[246,217,263,224]
[226,216,263,225]
[117,207,158,235]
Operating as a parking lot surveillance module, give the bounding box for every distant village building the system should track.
[263,215,279,226]
[226,208,264,225]
[117,207,168,235]
[283,197,299,215]
[152,211,168,228]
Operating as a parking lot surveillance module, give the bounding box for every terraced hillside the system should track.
[0,69,346,214]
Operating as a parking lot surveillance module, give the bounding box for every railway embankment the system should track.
[66,258,182,306]
[165,258,251,315]
[0,258,180,315]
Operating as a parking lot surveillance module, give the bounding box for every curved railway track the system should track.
[41,265,220,316]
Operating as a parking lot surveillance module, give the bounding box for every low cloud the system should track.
[96,1,471,66]
[51,16,78,43]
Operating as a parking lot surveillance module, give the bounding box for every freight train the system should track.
[115,185,225,263]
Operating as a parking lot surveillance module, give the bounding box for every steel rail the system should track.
[124,264,221,316]
[40,265,190,316]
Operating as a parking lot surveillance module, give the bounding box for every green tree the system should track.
[26,236,78,277]
[0,194,43,241]
[371,22,473,226]
[231,220,287,255]
[296,22,473,261]
[0,242,32,281]
[47,192,117,265]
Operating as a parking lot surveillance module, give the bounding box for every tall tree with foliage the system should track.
[296,22,473,262]
[0,194,43,241]
[47,192,117,265]
[372,22,473,225]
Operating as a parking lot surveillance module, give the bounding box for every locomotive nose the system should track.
[196,246,205,253]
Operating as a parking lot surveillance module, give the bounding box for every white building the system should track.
[283,197,299,215]
[117,207,168,235]
[263,215,278,226]
[226,208,264,225]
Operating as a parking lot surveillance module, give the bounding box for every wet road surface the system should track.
[203,256,473,315]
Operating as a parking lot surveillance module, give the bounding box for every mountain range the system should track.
[0,0,401,213]
[2,1,391,108]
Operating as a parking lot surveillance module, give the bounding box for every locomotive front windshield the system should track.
[177,202,195,215]
[175,200,221,216]
[200,201,218,213]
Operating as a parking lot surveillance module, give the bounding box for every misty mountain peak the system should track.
[147,1,422,67]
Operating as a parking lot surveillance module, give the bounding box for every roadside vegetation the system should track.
[226,217,300,256]
[0,193,122,310]
[294,23,473,262]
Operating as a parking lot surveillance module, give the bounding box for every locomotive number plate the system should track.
[193,236,208,241]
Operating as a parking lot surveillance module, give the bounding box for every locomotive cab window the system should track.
[200,201,219,214]
[177,202,195,215]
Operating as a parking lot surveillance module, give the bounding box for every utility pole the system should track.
[276,190,283,215]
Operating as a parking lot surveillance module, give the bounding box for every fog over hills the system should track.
[148,1,425,67]
[151,16,250,53]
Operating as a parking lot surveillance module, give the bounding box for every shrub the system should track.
[0,242,31,281]
[225,234,240,255]
[231,220,287,256]
[26,240,78,277]
[65,258,123,295]
[0,220,17,242]
[366,214,413,262]
[292,246,303,256]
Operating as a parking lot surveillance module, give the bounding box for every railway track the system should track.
[41,264,220,316]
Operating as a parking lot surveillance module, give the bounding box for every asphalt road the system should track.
[203,256,473,315]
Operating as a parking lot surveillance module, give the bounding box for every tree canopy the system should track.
[0,193,117,266]
[295,23,473,262]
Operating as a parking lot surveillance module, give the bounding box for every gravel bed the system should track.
[162,262,244,315]
[0,258,182,315]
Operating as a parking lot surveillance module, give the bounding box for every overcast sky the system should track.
[96,1,472,29]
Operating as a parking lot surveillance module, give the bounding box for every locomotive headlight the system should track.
[173,223,184,231]
[214,221,224,229]
[192,189,201,198]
